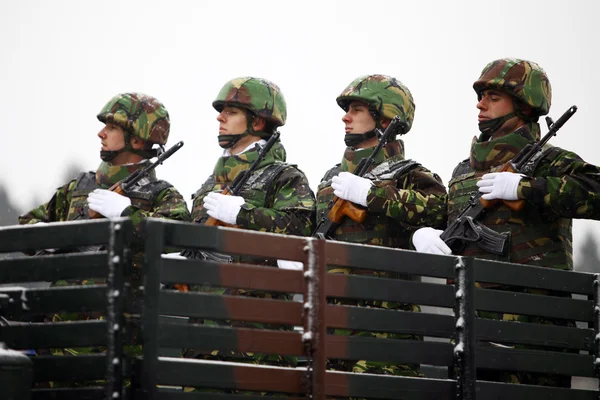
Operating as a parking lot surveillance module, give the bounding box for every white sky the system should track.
[1,0,599,263]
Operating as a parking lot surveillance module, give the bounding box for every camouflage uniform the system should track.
[185,78,315,371]
[20,93,190,259]
[448,59,600,387]
[18,93,190,359]
[317,75,447,377]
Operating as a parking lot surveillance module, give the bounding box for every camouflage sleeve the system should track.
[518,150,600,220]
[122,187,191,226]
[236,168,316,236]
[190,176,213,223]
[366,166,448,229]
[18,181,76,224]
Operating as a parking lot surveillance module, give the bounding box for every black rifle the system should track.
[313,116,408,240]
[89,141,185,218]
[176,133,282,289]
[440,105,578,255]
[204,131,281,227]
[32,142,185,255]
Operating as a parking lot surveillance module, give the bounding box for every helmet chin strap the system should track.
[344,129,378,147]
[100,131,155,162]
[218,112,271,149]
[218,133,247,149]
[100,130,132,162]
[344,113,388,148]
[478,112,517,140]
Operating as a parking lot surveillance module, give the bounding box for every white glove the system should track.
[203,192,245,225]
[477,172,523,201]
[162,252,187,260]
[331,172,373,207]
[277,260,304,270]
[87,189,132,218]
[412,227,452,255]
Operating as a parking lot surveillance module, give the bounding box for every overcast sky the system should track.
[2,0,599,263]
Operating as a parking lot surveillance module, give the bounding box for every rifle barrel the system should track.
[122,141,184,188]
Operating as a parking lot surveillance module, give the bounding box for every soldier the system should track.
[19,92,190,231]
[190,76,315,250]
[412,58,600,386]
[18,93,190,364]
[184,77,315,370]
[316,74,447,376]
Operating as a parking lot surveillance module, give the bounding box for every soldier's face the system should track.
[217,106,248,137]
[97,123,126,151]
[342,101,376,134]
[476,90,516,121]
[477,89,525,135]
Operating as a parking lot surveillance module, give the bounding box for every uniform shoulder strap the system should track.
[71,172,97,196]
[451,158,471,179]
[321,163,342,183]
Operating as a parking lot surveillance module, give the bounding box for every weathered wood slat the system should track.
[159,291,303,325]
[158,323,304,356]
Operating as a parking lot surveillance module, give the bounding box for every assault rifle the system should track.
[440,105,578,255]
[204,131,281,227]
[89,141,185,219]
[313,116,408,240]
[174,133,281,292]
[31,142,185,255]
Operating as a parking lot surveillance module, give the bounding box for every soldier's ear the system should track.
[130,136,146,150]
[380,118,392,129]
[252,117,266,132]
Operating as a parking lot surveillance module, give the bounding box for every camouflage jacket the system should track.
[191,141,315,237]
[448,123,600,270]
[18,161,190,325]
[316,140,447,250]
[187,140,315,345]
[20,161,190,228]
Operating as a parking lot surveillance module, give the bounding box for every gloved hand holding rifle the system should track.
[313,115,408,240]
[175,132,281,292]
[87,141,184,218]
[412,105,577,256]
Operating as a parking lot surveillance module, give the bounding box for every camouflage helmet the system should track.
[213,77,287,127]
[97,93,170,145]
[336,74,415,132]
[473,58,552,116]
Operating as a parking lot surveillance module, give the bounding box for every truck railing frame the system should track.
[0,219,132,400]
[1,218,599,400]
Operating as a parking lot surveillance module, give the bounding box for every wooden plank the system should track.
[159,292,303,325]
[158,323,304,356]
[156,358,304,394]
[1,321,107,349]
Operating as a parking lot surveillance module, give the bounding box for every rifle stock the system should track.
[88,181,127,219]
[203,187,237,228]
[312,116,408,239]
[479,163,526,211]
[175,134,281,292]
[173,284,189,292]
[478,106,577,212]
[328,196,368,224]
